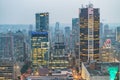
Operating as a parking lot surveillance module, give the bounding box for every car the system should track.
[66,74,74,80]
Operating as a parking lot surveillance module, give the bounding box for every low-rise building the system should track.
[0,58,14,80]
[81,62,120,80]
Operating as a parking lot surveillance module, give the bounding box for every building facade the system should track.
[100,23,104,47]
[36,12,49,32]
[81,62,120,80]
[79,4,100,62]
[72,18,79,59]
[64,26,71,53]
[103,24,116,45]
[0,33,14,59]
[0,59,14,80]
[49,42,68,69]
[13,30,26,62]
[116,26,120,42]
[49,23,69,69]
[31,31,49,72]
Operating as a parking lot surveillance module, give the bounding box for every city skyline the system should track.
[0,0,120,24]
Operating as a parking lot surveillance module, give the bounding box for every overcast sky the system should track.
[0,0,120,24]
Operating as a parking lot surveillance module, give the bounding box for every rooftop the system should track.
[84,62,120,76]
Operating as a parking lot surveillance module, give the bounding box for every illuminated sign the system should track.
[108,67,118,80]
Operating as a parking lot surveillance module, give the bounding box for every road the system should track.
[28,75,67,80]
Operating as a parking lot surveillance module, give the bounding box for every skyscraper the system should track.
[0,33,13,59]
[116,26,120,42]
[100,23,104,47]
[13,30,26,62]
[31,32,49,70]
[36,12,49,32]
[79,3,100,62]
[31,12,49,75]
[49,23,68,69]
[72,18,79,58]
[64,26,71,53]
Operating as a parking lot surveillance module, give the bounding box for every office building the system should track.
[49,23,69,69]
[79,3,100,62]
[31,12,49,75]
[100,23,104,47]
[36,12,49,32]
[0,58,14,80]
[49,42,68,69]
[31,31,49,72]
[64,26,71,53]
[116,26,120,42]
[13,30,26,62]
[0,33,14,59]
[72,18,79,58]
[103,24,116,45]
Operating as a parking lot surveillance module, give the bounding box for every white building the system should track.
[81,62,120,80]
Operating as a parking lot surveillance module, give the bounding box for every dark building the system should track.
[116,26,120,42]
[36,12,49,32]
[72,18,79,59]
[79,3,100,62]
[103,24,116,45]
[100,23,104,47]
[13,30,25,62]
[0,33,13,59]
[49,23,69,69]
[49,42,69,69]
[64,26,71,53]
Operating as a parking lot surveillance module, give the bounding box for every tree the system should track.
[20,61,32,74]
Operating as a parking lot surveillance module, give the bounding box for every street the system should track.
[28,75,67,80]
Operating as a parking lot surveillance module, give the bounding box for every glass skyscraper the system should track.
[36,12,49,32]
[31,32,49,69]
[31,12,49,75]
[79,4,100,62]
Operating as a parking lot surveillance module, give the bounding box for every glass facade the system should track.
[49,43,69,69]
[116,27,120,42]
[36,12,49,32]
[72,18,79,59]
[0,34,13,58]
[79,5,100,62]
[31,31,49,70]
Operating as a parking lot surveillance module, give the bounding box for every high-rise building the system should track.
[64,26,71,53]
[31,12,49,74]
[79,3,100,62]
[72,18,79,58]
[31,32,49,71]
[116,26,120,42]
[100,23,104,47]
[0,33,14,59]
[13,30,26,62]
[49,42,68,69]
[49,23,69,69]
[103,24,116,45]
[36,12,49,32]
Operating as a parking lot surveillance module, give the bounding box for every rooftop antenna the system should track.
[89,1,93,8]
